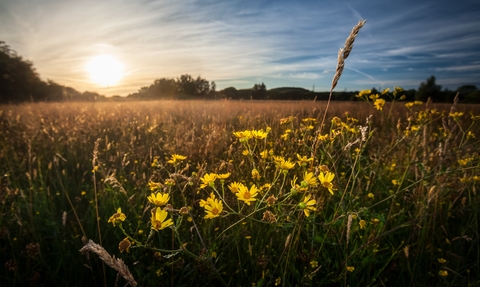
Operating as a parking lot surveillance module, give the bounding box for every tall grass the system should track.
[0,98,479,286]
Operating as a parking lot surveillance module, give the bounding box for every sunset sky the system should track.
[1,0,480,97]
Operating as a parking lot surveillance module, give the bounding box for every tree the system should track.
[176,74,212,97]
[0,41,44,103]
[415,75,442,102]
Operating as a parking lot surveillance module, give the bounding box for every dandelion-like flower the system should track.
[200,173,217,189]
[233,130,252,141]
[318,171,335,195]
[298,194,316,217]
[150,208,173,231]
[359,219,366,229]
[167,154,187,164]
[296,154,313,167]
[216,173,231,180]
[228,182,243,193]
[147,192,170,206]
[438,270,448,277]
[108,208,126,227]
[235,184,259,205]
[346,266,355,272]
[118,237,132,253]
[374,98,386,110]
[277,158,295,172]
[200,193,223,219]
[148,181,162,191]
[251,129,268,140]
[302,171,318,188]
[251,168,261,180]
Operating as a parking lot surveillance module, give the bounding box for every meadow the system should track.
[1,97,479,286]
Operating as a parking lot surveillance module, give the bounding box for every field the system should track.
[1,98,479,286]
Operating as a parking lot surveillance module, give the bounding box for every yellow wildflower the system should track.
[150,208,173,231]
[108,208,126,227]
[317,134,328,141]
[277,158,295,171]
[216,173,231,180]
[302,171,318,188]
[346,266,355,272]
[260,150,269,159]
[242,149,250,156]
[369,94,379,100]
[374,98,386,110]
[251,168,261,180]
[438,258,447,264]
[356,89,371,98]
[381,88,390,95]
[200,193,223,219]
[310,260,319,268]
[118,237,132,253]
[200,173,217,189]
[251,129,268,140]
[359,219,366,230]
[147,192,170,206]
[228,182,243,193]
[298,194,316,217]
[166,154,187,164]
[318,171,335,195]
[148,181,162,191]
[233,130,252,141]
[235,184,259,205]
[438,270,448,277]
[296,154,313,167]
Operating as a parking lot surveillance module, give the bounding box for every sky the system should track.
[1,0,480,97]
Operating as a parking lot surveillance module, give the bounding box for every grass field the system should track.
[1,97,479,286]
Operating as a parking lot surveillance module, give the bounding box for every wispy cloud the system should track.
[1,0,479,96]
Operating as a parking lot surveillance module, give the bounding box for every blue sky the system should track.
[1,0,479,96]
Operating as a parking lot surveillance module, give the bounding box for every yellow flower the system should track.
[374,98,386,110]
[260,150,269,159]
[279,116,295,125]
[277,158,295,171]
[438,270,448,277]
[233,130,252,141]
[235,184,259,205]
[298,194,316,217]
[228,182,244,193]
[242,149,250,156]
[449,112,464,119]
[356,90,371,98]
[150,208,173,231]
[302,171,318,189]
[147,192,170,206]
[251,129,268,140]
[346,266,355,272]
[166,154,187,164]
[317,134,329,141]
[310,260,319,268]
[405,102,414,108]
[200,173,217,189]
[381,88,390,95]
[108,208,126,227]
[296,154,314,166]
[200,193,223,219]
[318,171,335,195]
[251,168,261,180]
[369,94,379,100]
[118,237,132,253]
[359,219,366,230]
[367,193,374,199]
[148,181,162,191]
[216,173,231,180]
[438,258,447,264]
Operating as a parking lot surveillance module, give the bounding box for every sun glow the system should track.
[86,55,124,86]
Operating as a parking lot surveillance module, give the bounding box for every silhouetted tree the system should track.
[0,41,44,103]
[416,75,442,102]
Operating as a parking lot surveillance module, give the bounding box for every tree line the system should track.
[1,41,479,104]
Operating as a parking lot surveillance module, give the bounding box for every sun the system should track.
[86,55,124,86]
